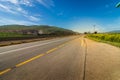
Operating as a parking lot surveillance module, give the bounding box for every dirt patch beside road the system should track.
[85,38,120,80]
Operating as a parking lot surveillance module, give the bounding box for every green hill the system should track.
[0,25,77,41]
[0,25,75,35]
[108,30,120,33]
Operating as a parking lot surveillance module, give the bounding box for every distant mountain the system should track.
[0,25,77,36]
[109,30,120,33]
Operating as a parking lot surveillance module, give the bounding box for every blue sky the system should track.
[0,0,120,32]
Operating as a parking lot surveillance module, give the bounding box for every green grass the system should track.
[0,32,32,38]
[87,33,120,47]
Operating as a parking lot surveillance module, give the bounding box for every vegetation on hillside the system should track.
[0,25,77,41]
[0,32,32,38]
[0,25,75,34]
[108,30,120,33]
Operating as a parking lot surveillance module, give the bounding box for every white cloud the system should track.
[0,0,37,21]
[0,0,55,14]
[0,1,28,14]
[2,0,18,4]
[24,15,40,21]
[29,16,40,21]
[16,7,28,14]
[0,0,33,6]
[37,0,55,8]
[0,17,38,25]
[19,0,33,6]
[0,0,55,8]
[10,0,18,4]
[0,0,55,23]
[0,3,16,14]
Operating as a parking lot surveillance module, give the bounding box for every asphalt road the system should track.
[0,35,120,80]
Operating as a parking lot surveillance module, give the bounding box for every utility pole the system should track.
[93,25,96,32]
[93,25,97,34]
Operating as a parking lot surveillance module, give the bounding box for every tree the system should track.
[94,31,98,34]
[84,32,88,34]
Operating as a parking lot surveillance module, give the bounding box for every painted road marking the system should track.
[58,44,65,48]
[81,39,84,46]
[0,39,65,55]
[0,37,79,76]
[46,48,58,54]
[0,68,11,75]
[16,54,45,67]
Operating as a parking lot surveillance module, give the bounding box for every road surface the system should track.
[0,36,120,80]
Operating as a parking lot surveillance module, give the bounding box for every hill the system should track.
[0,25,77,40]
[108,30,120,33]
[0,25,76,35]
[0,25,78,46]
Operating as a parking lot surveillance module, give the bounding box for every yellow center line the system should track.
[0,37,79,76]
[81,39,85,47]
[58,44,65,48]
[46,48,58,54]
[0,68,11,75]
[16,54,45,67]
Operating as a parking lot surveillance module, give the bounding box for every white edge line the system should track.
[0,39,63,55]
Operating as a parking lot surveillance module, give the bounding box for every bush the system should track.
[87,33,120,43]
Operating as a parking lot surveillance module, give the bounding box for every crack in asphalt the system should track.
[83,38,88,80]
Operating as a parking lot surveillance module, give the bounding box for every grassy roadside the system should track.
[0,37,55,47]
[0,25,78,47]
[86,34,120,48]
[0,35,77,47]
[0,32,77,47]
[0,32,54,47]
